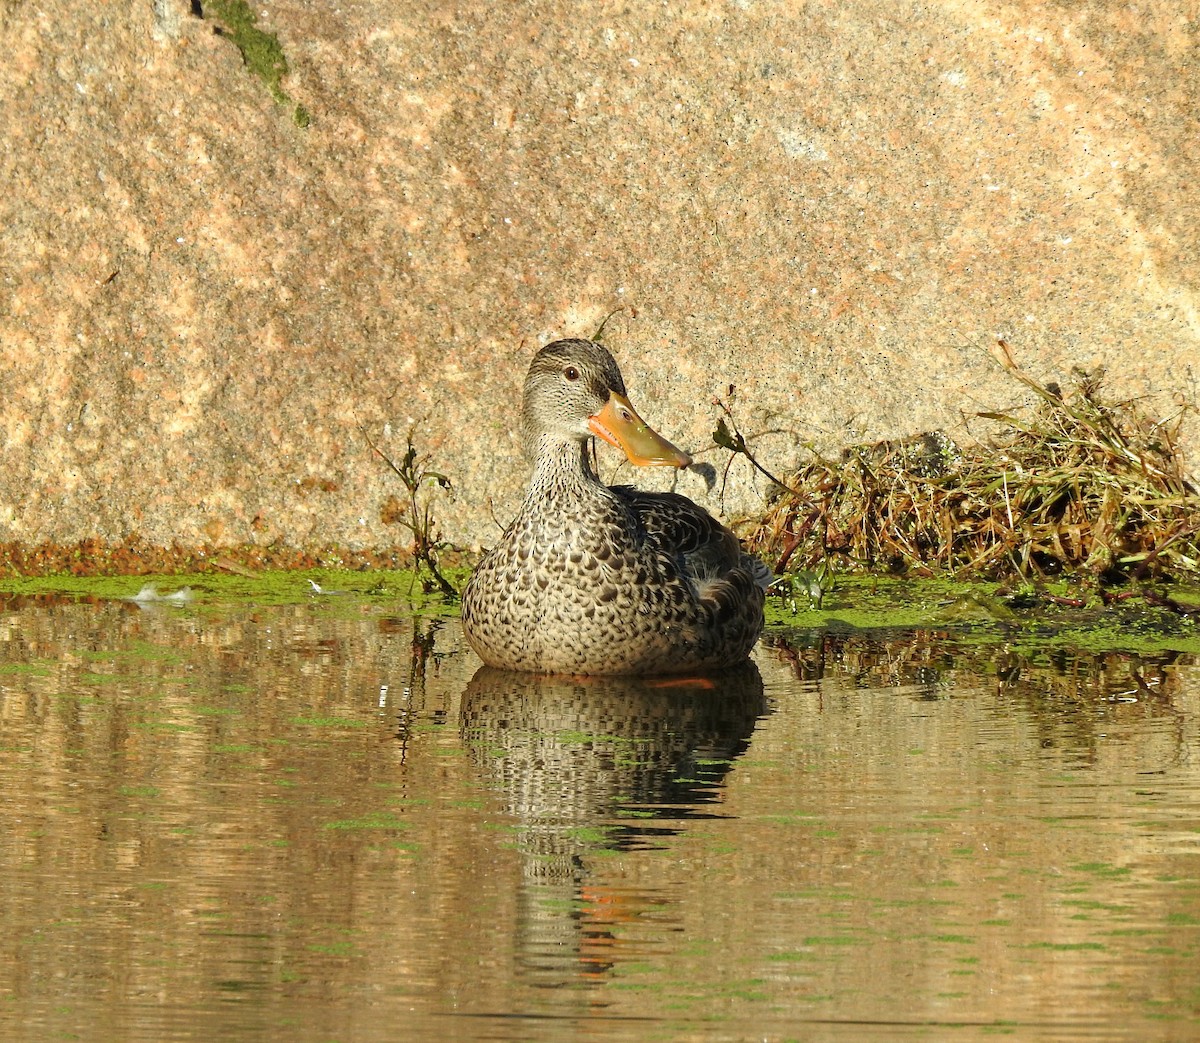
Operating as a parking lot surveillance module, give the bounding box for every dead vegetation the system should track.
[733,341,1200,586]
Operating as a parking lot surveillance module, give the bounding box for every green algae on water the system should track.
[763,574,1200,658]
[0,568,466,613]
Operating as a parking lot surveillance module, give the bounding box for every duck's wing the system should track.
[613,487,772,591]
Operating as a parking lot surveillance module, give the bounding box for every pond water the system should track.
[1,592,1198,1041]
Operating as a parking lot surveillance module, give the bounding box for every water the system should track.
[1,593,1198,1041]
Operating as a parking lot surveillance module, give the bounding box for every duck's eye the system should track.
[563,366,580,381]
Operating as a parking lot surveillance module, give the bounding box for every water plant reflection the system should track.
[764,629,1193,771]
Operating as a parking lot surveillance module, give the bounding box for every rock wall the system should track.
[2,0,1197,556]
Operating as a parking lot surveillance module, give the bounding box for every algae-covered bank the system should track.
[3,353,1199,660]
[4,344,1197,666]
[0,567,466,616]
[2,569,1197,660]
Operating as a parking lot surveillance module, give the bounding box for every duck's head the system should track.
[522,339,692,468]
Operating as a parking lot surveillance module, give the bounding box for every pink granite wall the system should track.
[2,0,1196,554]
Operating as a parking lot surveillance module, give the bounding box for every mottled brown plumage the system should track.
[461,339,767,676]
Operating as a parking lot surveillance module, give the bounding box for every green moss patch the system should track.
[204,0,310,127]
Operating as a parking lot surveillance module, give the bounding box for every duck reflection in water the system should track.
[460,661,767,987]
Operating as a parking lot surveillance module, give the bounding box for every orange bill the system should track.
[588,392,692,468]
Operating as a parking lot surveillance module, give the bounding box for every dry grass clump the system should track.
[741,342,1200,583]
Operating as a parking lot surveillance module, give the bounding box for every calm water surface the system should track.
[1,592,1198,1041]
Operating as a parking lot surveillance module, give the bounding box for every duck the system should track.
[461,338,768,676]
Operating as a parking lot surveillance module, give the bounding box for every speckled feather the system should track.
[461,339,767,676]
